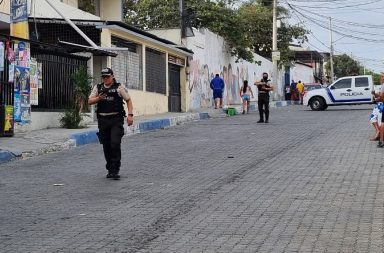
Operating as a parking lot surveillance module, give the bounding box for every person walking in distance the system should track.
[210,74,225,109]
[290,80,297,101]
[296,80,305,105]
[88,68,134,179]
[240,80,254,114]
[254,73,274,123]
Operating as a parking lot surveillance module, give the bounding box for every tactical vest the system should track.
[96,82,125,116]
[258,79,271,94]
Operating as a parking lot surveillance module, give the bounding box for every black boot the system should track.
[257,111,264,123]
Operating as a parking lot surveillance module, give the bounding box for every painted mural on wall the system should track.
[188,60,262,110]
[189,60,212,109]
[187,28,273,110]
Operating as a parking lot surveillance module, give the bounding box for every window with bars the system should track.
[146,48,166,95]
[111,36,143,90]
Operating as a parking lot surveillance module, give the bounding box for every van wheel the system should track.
[309,97,325,111]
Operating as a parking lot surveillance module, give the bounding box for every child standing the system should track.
[240,80,254,114]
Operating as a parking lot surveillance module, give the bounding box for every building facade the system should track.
[0,0,192,131]
[150,28,274,110]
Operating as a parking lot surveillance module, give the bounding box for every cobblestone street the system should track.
[1,105,383,253]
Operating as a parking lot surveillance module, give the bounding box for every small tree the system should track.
[326,54,363,78]
[72,67,93,113]
[60,67,93,129]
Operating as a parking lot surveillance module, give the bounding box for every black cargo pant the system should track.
[258,93,270,121]
[97,115,125,174]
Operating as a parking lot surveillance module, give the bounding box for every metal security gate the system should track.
[146,48,166,94]
[168,64,181,112]
[31,50,89,110]
[0,58,11,106]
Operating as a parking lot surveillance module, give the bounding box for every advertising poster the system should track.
[10,0,29,40]
[30,59,38,105]
[14,66,30,123]
[37,62,43,88]
[14,41,30,68]
[4,106,14,132]
[9,63,15,83]
[0,42,4,72]
[13,92,21,122]
[21,107,31,122]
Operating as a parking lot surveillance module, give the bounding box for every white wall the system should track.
[291,63,315,84]
[148,29,181,45]
[60,0,78,8]
[185,28,273,110]
[13,112,94,132]
[99,0,122,21]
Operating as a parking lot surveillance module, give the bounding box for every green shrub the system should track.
[60,67,93,129]
[59,108,83,129]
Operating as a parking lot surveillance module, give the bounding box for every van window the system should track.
[355,77,369,87]
[332,78,352,89]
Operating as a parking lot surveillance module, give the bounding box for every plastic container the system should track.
[227,107,236,116]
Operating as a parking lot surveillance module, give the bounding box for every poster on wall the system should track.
[14,41,30,68]
[13,93,21,122]
[0,42,4,72]
[10,0,29,40]
[14,66,30,123]
[9,63,15,83]
[30,59,38,105]
[37,62,43,89]
[4,106,14,132]
[21,107,31,122]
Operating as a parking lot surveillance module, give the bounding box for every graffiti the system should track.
[189,60,252,109]
[189,60,213,109]
[186,28,274,110]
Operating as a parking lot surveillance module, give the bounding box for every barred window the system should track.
[146,48,166,94]
[111,36,143,90]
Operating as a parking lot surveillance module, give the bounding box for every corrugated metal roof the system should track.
[29,0,101,21]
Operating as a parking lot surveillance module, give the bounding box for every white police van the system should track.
[303,75,374,111]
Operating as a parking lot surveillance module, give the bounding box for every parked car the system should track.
[303,75,374,111]
[303,83,323,95]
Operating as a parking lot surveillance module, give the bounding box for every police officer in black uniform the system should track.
[88,68,134,180]
[254,72,274,123]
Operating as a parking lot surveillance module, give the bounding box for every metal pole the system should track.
[272,0,279,100]
[180,0,185,38]
[45,0,99,49]
[329,17,334,83]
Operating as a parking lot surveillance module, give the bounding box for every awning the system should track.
[0,33,115,57]
[58,40,117,57]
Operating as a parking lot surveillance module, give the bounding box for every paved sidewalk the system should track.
[0,100,296,164]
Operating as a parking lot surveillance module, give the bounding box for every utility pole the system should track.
[329,17,335,83]
[272,0,279,100]
[179,0,185,38]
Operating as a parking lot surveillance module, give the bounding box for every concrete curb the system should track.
[69,112,212,147]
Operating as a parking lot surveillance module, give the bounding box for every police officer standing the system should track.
[88,68,134,180]
[254,72,274,123]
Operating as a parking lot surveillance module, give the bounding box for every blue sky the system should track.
[283,0,384,73]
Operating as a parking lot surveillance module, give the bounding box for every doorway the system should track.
[168,64,181,112]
